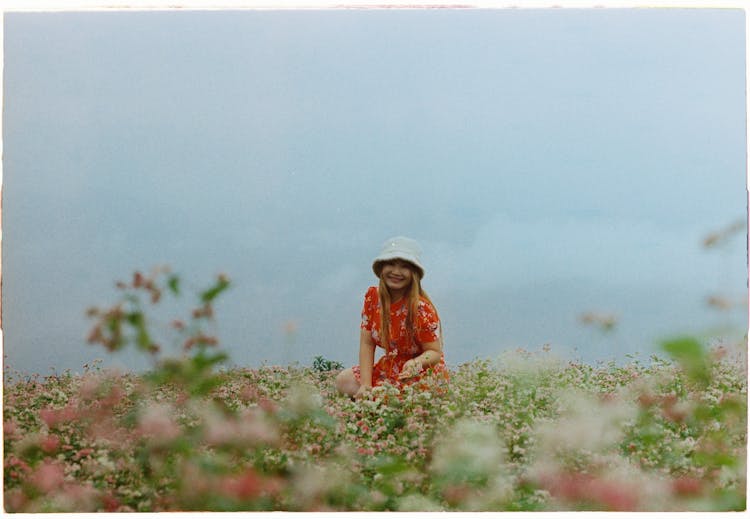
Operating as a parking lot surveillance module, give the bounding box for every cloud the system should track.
[426,213,723,293]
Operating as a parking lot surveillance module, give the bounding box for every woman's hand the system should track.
[354,384,372,400]
[397,358,423,380]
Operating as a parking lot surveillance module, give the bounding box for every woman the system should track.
[336,236,448,398]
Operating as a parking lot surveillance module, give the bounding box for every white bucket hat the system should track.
[372,236,425,279]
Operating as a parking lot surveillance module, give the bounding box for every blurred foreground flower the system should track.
[430,418,513,510]
[702,219,745,249]
[579,311,618,332]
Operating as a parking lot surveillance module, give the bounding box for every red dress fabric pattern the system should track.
[353,286,448,388]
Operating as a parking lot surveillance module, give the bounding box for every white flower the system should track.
[284,382,323,415]
[397,494,444,511]
[495,348,563,386]
[534,388,637,456]
[431,418,505,479]
[137,402,180,443]
[290,462,352,507]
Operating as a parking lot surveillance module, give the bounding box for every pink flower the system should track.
[5,455,31,475]
[221,469,264,500]
[258,398,278,413]
[171,319,186,331]
[74,448,94,460]
[4,420,19,439]
[41,434,60,453]
[39,407,58,427]
[442,484,472,506]
[39,405,78,427]
[672,476,703,496]
[31,460,65,493]
[307,444,322,455]
[4,488,28,512]
[137,404,180,443]
[283,320,298,334]
[101,493,122,512]
[99,385,124,407]
[540,471,639,511]
[58,481,100,511]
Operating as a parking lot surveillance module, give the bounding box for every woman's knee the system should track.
[335,368,358,395]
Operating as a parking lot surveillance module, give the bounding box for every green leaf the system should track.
[661,336,710,386]
[372,455,410,477]
[191,350,228,373]
[192,376,223,396]
[167,275,181,296]
[136,325,151,351]
[126,311,144,327]
[200,277,230,303]
[125,312,152,351]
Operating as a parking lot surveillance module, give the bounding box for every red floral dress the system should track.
[353,286,448,388]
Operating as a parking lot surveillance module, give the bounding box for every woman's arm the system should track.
[356,328,376,397]
[398,340,442,380]
[416,340,442,368]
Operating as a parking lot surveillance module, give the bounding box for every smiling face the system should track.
[380,259,416,297]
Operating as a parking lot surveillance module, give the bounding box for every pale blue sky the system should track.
[2,8,747,375]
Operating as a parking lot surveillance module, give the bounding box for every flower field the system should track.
[3,270,747,512]
[4,343,747,512]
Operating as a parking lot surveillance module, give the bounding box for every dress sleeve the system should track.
[360,287,378,332]
[415,299,440,344]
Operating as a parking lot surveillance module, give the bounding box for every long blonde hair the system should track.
[378,269,442,353]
